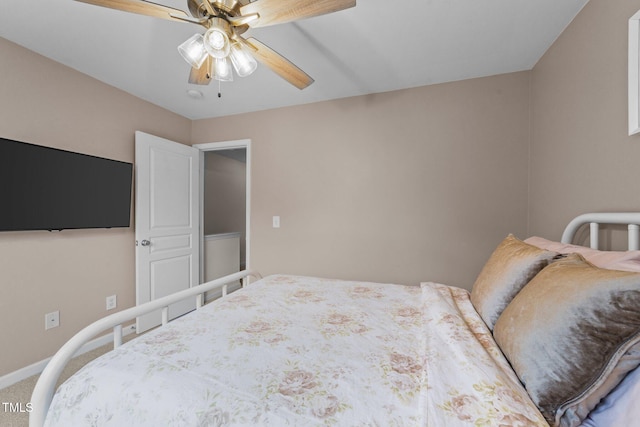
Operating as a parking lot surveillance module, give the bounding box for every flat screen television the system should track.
[0,137,133,231]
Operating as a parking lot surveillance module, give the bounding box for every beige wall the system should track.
[529,0,640,241]
[192,71,532,289]
[0,38,191,375]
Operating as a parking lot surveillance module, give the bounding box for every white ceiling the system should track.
[0,0,588,120]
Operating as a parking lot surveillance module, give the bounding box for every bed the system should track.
[30,212,640,427]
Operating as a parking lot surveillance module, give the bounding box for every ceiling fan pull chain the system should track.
[218,79,222,98]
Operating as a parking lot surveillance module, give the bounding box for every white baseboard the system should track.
[0,324,137,390]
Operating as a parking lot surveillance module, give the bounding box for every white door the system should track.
[135,131,200,333]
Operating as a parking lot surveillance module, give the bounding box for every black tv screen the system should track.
[0,137,133,231]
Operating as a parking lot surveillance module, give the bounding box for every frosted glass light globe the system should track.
[204,28,230,58]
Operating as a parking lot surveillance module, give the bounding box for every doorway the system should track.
[194,140,251,293]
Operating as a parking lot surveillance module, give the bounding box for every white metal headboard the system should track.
[561,212,640,250]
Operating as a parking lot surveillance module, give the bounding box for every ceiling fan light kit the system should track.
[177,33,208,68]
[212,57,233,81]
[229,41,257,77]
[202,18,231,58]
[74,0,357,91]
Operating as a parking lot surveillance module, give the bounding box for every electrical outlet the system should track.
[45,311,59,330]
[106,295,117,311]
[272,216,280,228]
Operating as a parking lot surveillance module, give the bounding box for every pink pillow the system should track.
[524,236,640,272]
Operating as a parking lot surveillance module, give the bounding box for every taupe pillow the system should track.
[470,234,557,330]
[493,254,640,427]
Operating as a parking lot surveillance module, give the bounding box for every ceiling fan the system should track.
[74,0,356,91]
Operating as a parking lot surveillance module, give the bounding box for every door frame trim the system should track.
[193,139,252,282]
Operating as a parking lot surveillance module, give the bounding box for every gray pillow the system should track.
[470,234,557,330]
[493,254,640,427]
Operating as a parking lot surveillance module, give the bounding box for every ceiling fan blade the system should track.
[188,57,212,85]
[74,0,190,23]
[240,0,355,28]
[245,37,313,89]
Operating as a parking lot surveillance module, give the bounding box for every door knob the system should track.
[141,240,151,246]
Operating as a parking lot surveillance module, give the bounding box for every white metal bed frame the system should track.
[561,212,640,250]
[29,212,640,426]
[30,270,261,427]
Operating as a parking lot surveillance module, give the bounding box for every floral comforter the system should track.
[45,275,548,426]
